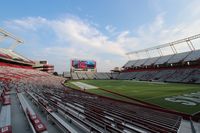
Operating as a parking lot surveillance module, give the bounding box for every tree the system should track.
[53,72,58,76]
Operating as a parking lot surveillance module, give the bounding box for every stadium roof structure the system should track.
[0,28,34,66]
[0,28,23,50]
[126,34,200,60]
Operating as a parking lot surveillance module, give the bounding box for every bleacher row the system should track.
[117,68,200,83]
[70,68,200,83]
[71,72,112,80]
[34,88,182,133]
[0,65,183,133]
[0,66,52,133]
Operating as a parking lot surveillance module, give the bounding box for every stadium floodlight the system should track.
[126,33,200,57]
[0,28,24,50]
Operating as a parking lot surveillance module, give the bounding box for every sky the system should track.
[1,0,200,73]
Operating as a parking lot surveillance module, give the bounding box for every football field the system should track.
[67,80,200,114]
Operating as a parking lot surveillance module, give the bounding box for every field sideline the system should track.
[66,80,200,114]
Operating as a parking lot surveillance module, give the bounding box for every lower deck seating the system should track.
[117,67,200,84]
[71,73,79,80]
[0,65,184,133]
[165,69,194,82]
[94,73,110,80]
[77,72,88,80]
[134,71,148,80]
[182,69,200,83]
[85,73,95,79]
[71,72,111,80]
[117,72,130,80]
[111,73,119,79]
[30,85,182,133]
[138,71,159,81]
[153,69,176,81]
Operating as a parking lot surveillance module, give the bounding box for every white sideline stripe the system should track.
[71,82,98,89]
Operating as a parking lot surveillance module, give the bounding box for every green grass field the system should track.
[66,80,200,114]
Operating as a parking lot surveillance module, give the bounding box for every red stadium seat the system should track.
[28,114,47,133]
[2,96,11,105]
[34,123,46,133]
[46,106,53,112]
[2,90,9,96]
[33,119,41,125]
[29,114,37,122]
[0,125,12,133]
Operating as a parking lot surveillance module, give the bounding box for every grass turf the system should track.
[68,80,200,114]
[65,81,136,103]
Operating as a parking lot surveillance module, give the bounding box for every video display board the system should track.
[71,59,96,72]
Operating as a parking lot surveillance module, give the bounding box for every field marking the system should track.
[143,94,177,101]
[143,93,196,101]
[71,82,98,90]
[143,91,200,101]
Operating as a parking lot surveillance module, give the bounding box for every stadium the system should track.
[1,25,200,133]
[2,1,200,132]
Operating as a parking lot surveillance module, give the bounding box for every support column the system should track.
[9,41,20,50]
[0,35,7,43]
[127,54,131,60]
[145,50,150,58]
[186,40,195,51]
[157,48,163,56]
[170,44,177,54]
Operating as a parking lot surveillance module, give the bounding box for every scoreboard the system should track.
[70,59,96,72]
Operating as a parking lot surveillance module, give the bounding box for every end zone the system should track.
[71,82,98,90]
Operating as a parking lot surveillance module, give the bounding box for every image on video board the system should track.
[72,60,96,69]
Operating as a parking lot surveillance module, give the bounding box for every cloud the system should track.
[3,1,200,72]
[50,19,126,56]
[4,16,131,73]
[180,0,200,20]
[5,17,48,31]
